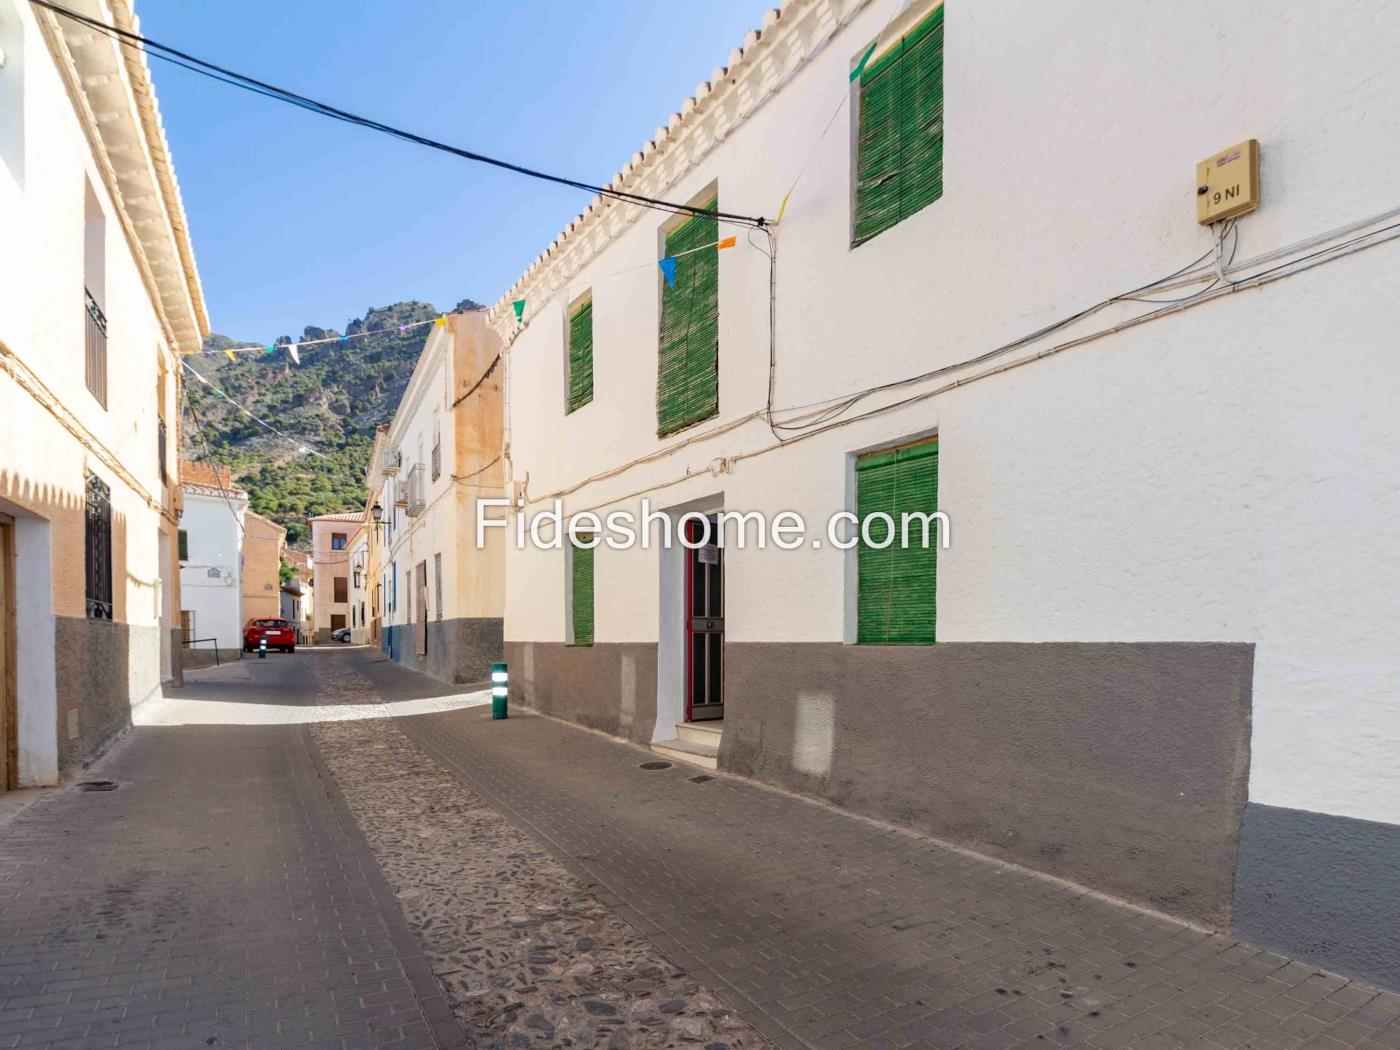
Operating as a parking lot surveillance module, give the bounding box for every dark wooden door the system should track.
[685,516,723,722]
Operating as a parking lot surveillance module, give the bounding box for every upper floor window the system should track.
[331,532,347,551]
[84,474,113,620]
[566,292,594,414]
[853,5,944,246]
[856,437,938,643]
[178,528,189,562]
[431,411,442,481]
[657,196,719,437]
[84,180,108,408]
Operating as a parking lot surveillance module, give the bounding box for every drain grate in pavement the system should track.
[76,780,118,792]
[639,761,672,770]
[689,774,715,783]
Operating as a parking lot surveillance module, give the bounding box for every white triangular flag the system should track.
[287,343,300,365]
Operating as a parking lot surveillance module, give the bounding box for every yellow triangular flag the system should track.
[775,190,792,224]
[223,349,237,363]
[435,315,446,326]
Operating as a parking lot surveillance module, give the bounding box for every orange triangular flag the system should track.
[717,236,737,250]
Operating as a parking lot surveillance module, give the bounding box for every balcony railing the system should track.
[431,439,441,482]
[85,288,108,408]
[405,463,426,517]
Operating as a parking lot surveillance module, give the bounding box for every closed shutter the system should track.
[657,197,719,436]
[856,439,938,643]
[570,538,595,646]
[853,6,944,246]
[567,298,594,413]
[434,553,443,620]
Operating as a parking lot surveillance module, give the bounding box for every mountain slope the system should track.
[182,299,477,546]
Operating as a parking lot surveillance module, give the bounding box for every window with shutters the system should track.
[569,535,595,646]
[566,293,594,414]
[656,195,719,436]
[852,5,944,247]
[856,438,938,643]
[334,576,348,603]
[434,553,443,621]
[178,529,189,562]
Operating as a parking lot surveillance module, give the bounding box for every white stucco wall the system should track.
[178,491,245,652]
[0,0,190,781]
[500,0,1400,826]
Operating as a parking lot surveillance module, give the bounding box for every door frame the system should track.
[0,513,17,791]
[683,514,724,723]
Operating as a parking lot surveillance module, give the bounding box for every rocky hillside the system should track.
[182,299,478,547]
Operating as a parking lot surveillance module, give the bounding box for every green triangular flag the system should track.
[512,299,526,322]
[850,41,878,81]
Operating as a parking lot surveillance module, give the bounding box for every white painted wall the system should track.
[178,491,245,652]
[500,0,1400,826]
[0,0,192,781]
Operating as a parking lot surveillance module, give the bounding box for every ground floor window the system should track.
[84,474,113,620]
[569,535,595,646]
[856,437,938,644]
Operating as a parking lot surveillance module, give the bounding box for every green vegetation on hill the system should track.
[182,299,478,547]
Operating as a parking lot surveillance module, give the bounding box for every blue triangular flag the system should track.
[658,257,678,288]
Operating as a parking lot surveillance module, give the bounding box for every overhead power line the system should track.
[29,0,768,228]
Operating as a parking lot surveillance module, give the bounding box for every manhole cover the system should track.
[77,780,118,792]
[639,761,672,770]
[689,774,715,783]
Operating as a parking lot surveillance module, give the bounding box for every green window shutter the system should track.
[856,439,938,643]
[178,529,188,561]
[570,538,595,646]
[567,298,594,414]
[854,6,944,246]
[657,196,720,436]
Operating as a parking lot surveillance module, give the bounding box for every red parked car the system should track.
[244,618,297,653]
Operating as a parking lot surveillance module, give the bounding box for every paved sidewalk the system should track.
[400,705,1400,1050]
[0,655,465,1049]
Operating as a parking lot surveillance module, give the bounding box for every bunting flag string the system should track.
[192,314,448,361]
[180,359,331,458]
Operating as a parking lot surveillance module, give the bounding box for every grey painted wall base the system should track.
[54,617,163,777]
[506,641,658,746]
[393,617,504,685]
[179,647,241,671]
[504,638,1251,928]
[1234,802,1400,991]
[720,641,1254,928]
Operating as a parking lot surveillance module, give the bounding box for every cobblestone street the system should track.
[1,648,1398,1050]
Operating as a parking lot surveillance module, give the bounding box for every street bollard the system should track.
[491,662,508,719]
[258,636,266,659]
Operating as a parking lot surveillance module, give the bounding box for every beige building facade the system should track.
[0,0,206,786]
[307,513,362,643]
[241,510,285,624]
[365,311,504,682]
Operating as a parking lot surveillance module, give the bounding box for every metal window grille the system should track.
[157,418,168,485]
[84,474,113,619]
[434,553,443,621]
[85,289,108,408]
[431,438,441,482]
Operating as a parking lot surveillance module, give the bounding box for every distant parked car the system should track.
[331,626,352,643]
[244,618,297,653]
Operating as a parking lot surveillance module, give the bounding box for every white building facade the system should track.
[308,513,362,643]
[177,471,246,662]
[0,0,206,785]
[492,0,1400,989]
[367,311,504,683]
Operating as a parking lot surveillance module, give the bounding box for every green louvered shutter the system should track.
[854,6,944,246]
[570,538,594,646]
[657,197,719,436]
[567,298,594,414]
[857,439,938,643]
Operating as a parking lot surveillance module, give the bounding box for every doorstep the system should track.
[650,720,722,770]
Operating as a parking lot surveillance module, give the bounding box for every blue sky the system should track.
[137,0,765,340]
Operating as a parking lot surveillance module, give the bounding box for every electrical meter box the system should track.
[1197,139,1260,224]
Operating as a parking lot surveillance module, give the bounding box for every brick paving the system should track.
[395,696,1400,1050]
[0,654,466,1049]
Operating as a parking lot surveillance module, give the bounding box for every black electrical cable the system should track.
[30,0,768,228]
